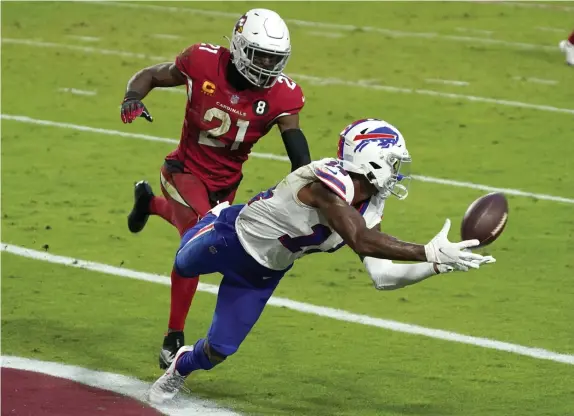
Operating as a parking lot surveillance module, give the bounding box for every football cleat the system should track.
[127,180,154,233]
[559,40,574,66]
[159,331,185,370]
[149,345,193,404]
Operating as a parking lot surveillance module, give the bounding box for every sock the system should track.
[168,269,199,331]
[176,338,215,376]
[149,196,173,224]
[569,30,574,45]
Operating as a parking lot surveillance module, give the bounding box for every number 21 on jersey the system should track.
[194,44,249,150]
[198,108,249,150]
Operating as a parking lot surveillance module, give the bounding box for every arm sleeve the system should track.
[363,257,437,290]
[281,128,311,172]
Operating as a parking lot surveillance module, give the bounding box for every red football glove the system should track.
[120,97,153,124]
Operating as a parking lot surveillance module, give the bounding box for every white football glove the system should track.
[424,219,486,270]
[436,255,496,274]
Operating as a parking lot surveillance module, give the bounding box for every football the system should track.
[460,192,508,247]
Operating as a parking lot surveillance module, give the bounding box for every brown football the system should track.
[461,192,508,247]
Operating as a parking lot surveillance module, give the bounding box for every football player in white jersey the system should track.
[148,118,495,403]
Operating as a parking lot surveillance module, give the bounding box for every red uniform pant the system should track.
[150,160,239,332]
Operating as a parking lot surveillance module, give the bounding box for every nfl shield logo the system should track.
[230,95,240,105]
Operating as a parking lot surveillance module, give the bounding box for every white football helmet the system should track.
[337,119,412,199]
[229,9,291,88]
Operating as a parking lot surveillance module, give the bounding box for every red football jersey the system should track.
[167,43,305,192]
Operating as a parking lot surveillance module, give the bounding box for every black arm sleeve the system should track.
[281,128,311,172]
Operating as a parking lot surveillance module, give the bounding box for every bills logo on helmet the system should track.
[235,15,247,34]
[340,119,375,137]
[353,126,399,153]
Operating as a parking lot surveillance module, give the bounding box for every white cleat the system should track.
[559,40,574,66]
[148,345,194,404]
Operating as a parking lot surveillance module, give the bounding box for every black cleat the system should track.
[159,331,185,370]
[127,180,154,233]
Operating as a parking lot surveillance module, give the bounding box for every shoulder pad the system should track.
[313,159,354,204]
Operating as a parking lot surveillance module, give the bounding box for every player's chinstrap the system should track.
[147,117,496,404]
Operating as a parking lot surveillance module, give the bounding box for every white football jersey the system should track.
[235,158,386,271]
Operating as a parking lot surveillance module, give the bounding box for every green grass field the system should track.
[2,1,574,415]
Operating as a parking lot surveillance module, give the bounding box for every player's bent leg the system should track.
[180,269,284,373]
[159,213,222,369]
[150,273,282,403]
[151,205,290,401]
[156,163,215,367]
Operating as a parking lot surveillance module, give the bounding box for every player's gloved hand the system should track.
[425,219,485,270]
[436,255,496,274]
[120,95,153,124]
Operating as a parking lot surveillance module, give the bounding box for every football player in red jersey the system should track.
[120,9,311,369]
[559,29,574,65]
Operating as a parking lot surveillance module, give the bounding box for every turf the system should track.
[2,1,574,415]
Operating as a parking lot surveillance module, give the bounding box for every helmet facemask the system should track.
[230,23,290,88]
[363,152,412,200]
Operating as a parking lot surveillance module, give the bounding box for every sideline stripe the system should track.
[3,243,574,366]
[3,38,573,116]
[1,356,240,416]
[2,113,573,204]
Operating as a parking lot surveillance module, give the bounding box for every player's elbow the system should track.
[373,280,404,291]
[363,257,405,291]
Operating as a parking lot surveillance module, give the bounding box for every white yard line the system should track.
[3,38,168,61]
[495,1,574,13]
[455,27,493,36]
[1,356,240,416]
[307,31,344,39]
[3,243,574,366]
[152,33,183,40]
[425,78,470,87]
[58,87,97,96]
[86,1,557,52]
[512,76,558,86]
[536,27,565,34]
[2,113,574,204]
[67,35,100,42]
[3,38,573,116]
[290,72,574,115]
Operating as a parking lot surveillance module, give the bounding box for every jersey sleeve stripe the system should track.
[315,169,347,200]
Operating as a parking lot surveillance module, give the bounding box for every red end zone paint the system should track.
[2,368,162,416]
[1,356,241,416]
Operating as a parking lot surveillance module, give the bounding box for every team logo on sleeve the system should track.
[253,99,269,116]
[235,15,248,34]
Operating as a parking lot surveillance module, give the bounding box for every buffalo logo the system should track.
[230,94,240,105]
[201,80,216,95]
[353,127,399,153]
[235,14,248,34]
